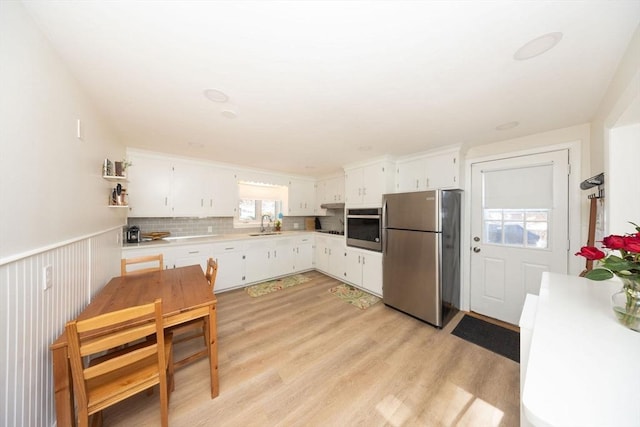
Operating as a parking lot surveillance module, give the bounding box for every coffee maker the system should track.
[126,226,141,243]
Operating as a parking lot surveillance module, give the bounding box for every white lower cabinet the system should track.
[210,242,247,292]
[121,232,386,295]
[314,235,346,279]
[273,238,295,277]
[244,240,273,284]
[171,244,212,271]
[243,236,313,279]
[344,248,382,296]
[293,236,314,272]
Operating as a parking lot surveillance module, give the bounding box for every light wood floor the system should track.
[102,271,520,426]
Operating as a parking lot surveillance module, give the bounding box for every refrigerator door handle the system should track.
[382,200,388,254]
[382,200,387,229]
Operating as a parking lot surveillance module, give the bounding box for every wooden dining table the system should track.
[50,264,219,427]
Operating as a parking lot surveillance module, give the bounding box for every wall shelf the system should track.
[102,175,128,182]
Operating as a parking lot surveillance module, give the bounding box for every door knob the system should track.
[473,247,481,253]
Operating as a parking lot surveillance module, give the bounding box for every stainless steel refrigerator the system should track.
[382,190,461,327]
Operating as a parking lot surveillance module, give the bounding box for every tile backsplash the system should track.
[126,216,310,237]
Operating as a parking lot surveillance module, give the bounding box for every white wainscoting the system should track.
[0,228,122,427]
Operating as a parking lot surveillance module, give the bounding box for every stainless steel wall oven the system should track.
[346,208,382,252]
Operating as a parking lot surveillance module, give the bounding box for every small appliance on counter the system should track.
[126,226,141,243]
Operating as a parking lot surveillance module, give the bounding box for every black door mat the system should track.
[451,314,520,363]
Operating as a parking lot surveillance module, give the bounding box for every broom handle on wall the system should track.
[580,196,600,277]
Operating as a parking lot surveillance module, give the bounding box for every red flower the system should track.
[575,246,606,260]
[623,235,640,253]
[602,235,625,250]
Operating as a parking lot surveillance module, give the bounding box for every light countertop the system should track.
[122,230,332,249]
[522,272,640,427]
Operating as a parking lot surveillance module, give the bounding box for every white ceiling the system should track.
[23,0,640,177]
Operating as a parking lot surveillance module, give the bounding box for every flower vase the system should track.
[611,278,640,332]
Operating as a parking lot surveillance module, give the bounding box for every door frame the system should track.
[460,140,583,314]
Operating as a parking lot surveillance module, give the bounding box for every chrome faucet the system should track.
[260,215,272,232]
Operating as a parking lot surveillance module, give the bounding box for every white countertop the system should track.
[122,230,327,249]
[522,272,640,427]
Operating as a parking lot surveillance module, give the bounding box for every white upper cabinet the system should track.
[211,168,238,217]
[287,178,316,216]
[396,147,461,193]
[127,150,239,218]
[315,175,345,215]
[171,161,213,217]
[126,153,173,217]
[323,175,345,204]
[345,159,395,207]
[396,157,426,192]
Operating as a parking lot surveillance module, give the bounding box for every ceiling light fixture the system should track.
[203,89,229,103]
[221,110,237,119]
[496,121,519,131]
[514,32,563,61]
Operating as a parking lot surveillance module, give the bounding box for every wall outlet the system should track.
[207,226,213,233]
[293,223,299,229]
[43,265,52,291]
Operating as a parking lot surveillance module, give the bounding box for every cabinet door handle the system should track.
[188,251,199,254]
[225,247,235,250]
[362,257,366,265]
[164,197,168,206]
[274,250,277,258]
[201,198,204,207]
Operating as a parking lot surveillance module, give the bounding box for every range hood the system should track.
[320,202,345,209]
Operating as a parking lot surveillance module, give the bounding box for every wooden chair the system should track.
[65,299,174,427]
[121,254,164,276]
[170,258,218,369]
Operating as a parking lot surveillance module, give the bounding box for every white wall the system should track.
[0,229,122,427]
[591,25,640,176]
[0,0,126,263]
[607,123,640,236]
[0,3,126,426]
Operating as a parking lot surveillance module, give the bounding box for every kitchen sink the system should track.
[248,232,283,236]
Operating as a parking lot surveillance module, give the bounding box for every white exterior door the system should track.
[470,150,569,324]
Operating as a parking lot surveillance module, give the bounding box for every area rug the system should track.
[328,283,381,310]
[245,274,311,297]
[451,314,520,363]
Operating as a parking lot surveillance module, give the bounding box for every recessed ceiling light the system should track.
[357,145,372,151]
[188,142,204,149]
[496,121,519,131]
[221,110,237,119]
[514,32,563,61]
[203,89,229,102]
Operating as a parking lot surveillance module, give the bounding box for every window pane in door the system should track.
[483,208,549,249]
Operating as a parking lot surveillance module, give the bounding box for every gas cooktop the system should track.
[317,230,345,235]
